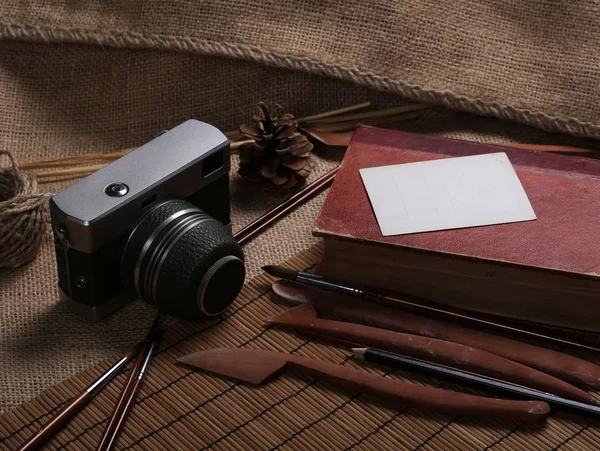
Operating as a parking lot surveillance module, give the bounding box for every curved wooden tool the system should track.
[266,304,599,406]
[272,280,600,390]
[178,347,550,423]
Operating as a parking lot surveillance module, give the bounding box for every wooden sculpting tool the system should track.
[263,266,600,362]
[15,352,134,451]
[96,318,161,451]
[266,304,598,405]
[177,347,550,423]
[271,280,600,390]
[353,348,600,419]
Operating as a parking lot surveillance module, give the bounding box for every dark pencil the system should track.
[262,265,600,356]
[96,331,162,451]
[16,351,134,451]
[234,166,338,245]
[353,347,600,418]
[96,317,161,451]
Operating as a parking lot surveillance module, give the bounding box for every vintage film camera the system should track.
[50,120,245,321]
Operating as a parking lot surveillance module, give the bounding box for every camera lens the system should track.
[121,199,245,318]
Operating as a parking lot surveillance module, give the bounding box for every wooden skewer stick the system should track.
[493,142,599,156]
[304,104,432,125]
[19,153,108,169]
[220,102,372,138]
[297,101,371,123]
[19,149,135,170]
[36,164,108,178]
[20,102,409,176]
[233,166,339,245]
[16,102,375,173]
[17,100,600,176]
[35,141,254,179]
[309,112,421,133]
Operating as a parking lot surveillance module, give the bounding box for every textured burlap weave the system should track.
[2,1,600,138]
[1,0,600,428]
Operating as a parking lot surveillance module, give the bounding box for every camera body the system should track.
[50,120,244,321]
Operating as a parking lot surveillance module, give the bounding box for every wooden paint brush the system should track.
[263,266,600,366]
[96,332,161,451]
[16,352,134,451]
[353,348,600,419]
[271,280,600,390]
[96,317,161,451]
[177,347,550,423]
[266,304,599,405]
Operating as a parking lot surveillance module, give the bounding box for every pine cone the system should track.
[238,102,315,190]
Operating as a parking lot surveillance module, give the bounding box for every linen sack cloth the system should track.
[1,0,600,412]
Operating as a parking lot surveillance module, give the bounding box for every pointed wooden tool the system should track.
[178,347,550,423]
[266,304,599,406]
[271,279,600,389]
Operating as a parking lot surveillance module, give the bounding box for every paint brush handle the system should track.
[97,316,160,451]
[17,392,91,451]
[16,352,133,451]
[98,378,144,451]
[97,330,161,451]
[96,343,150,451]
[286,358,550,423]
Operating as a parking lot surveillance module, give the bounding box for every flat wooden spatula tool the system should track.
[178,348,550,423]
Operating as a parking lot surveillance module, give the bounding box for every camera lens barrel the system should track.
[121,199,245,318]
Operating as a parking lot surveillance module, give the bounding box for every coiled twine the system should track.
[0,151,49,269]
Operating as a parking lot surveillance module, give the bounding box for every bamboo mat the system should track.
[1,244,600,450]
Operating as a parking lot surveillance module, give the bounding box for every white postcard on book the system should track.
[359,152,536,236]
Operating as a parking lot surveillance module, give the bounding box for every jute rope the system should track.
[0,151,50,269]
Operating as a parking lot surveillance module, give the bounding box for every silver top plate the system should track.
[50,119,229,253]
[52,119,227,224]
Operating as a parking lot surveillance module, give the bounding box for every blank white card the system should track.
[359,152,536,236]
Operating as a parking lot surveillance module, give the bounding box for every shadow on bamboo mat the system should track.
[0,244,598,450]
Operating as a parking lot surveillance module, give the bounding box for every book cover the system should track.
[314,126,600,278]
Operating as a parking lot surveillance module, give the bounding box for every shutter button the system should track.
[105,183,129,197]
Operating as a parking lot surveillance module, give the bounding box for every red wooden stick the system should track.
[234,167,339,245]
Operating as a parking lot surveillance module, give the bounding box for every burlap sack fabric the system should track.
[1,0,600,419]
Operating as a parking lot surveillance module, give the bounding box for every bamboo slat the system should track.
[1,244,599,450]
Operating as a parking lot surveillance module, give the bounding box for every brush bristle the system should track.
[262,265,298,280]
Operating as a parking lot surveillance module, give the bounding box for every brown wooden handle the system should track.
[17,392,91,451]
[270,304,598,406]
[98,379,144,451]
[275,280,600,389]
[286,357,550,423]
[359,292,600,389]
[97,342,150,451]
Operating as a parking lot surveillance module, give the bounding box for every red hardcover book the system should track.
[314,126,600,331]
